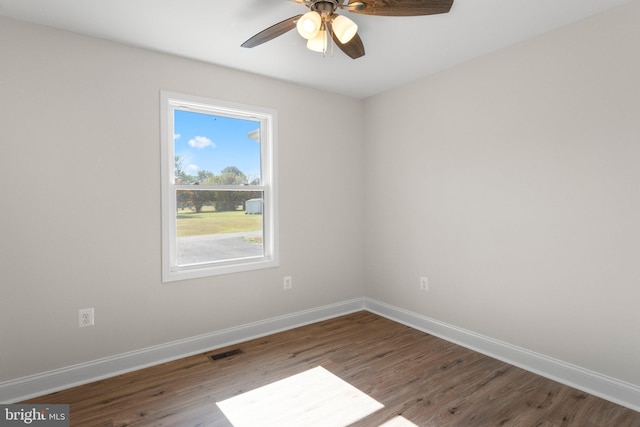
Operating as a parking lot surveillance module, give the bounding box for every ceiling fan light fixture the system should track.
[296,11,321,39]
[306,28,328,53]
[332,15,358,44]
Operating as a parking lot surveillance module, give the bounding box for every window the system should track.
[160,91,278,281]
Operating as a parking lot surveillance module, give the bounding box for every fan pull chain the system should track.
[323,21,335,58]
[324,21,329,57]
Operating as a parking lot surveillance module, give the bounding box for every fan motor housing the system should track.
[310,0,339,15]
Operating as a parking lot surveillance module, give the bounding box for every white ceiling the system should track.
[0,0,630,98]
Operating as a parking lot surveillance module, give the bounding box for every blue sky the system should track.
[174,109,261,181]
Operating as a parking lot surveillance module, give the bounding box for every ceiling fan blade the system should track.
[348,0,453,16]
[330,30,365,59]
[241,14,303,48]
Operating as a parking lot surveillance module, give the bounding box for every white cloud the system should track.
[186,164,199,174]
[188,136,215,149]
[174,133,181,140]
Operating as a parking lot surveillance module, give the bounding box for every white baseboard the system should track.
[363,298,640,413]
[0,298,366,403]
[3,297,639,414]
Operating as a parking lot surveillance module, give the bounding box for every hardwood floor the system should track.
[24,311,640,426]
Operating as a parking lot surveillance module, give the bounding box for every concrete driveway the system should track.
[177,231,263,265]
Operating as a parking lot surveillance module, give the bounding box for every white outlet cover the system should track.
[79,308,94,327]
[419,277,429,291]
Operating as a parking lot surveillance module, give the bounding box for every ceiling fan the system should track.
[241,0,454,59]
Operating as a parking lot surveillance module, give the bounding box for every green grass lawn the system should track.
[177,207,262,237]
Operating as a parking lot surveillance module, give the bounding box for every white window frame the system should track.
[160,91,278,282]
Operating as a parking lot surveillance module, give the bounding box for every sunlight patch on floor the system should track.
[378,415,420,427]
[216,366,384,427]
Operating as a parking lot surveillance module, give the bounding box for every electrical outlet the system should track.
[419,277,429,291]
[79,308,94,327]
[283,276,292,290]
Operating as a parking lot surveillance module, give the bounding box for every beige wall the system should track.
[364,1,640,386]
[0,16,365,382]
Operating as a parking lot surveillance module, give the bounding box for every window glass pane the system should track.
[173,109,262,185]
[176,190,264,266]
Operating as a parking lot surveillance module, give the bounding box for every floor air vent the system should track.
[208,349,243,361]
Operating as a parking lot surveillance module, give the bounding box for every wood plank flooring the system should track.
[23,311,640,426]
